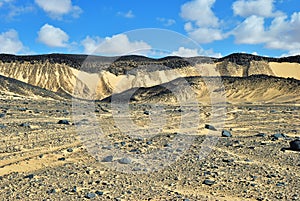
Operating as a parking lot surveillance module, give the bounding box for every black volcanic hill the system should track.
[1,53,299,74]
[0,75,70,100]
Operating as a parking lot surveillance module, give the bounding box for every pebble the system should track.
[85,193,96,199]
[222,130,232,137]
[58,157,66,161]
[24,174,34,179]
[57,120,70,125]
[95,191,103,196]
[0,113,5,118]
[203,179,215,186]
[256,133,266,137]
[118,157,131,164]
[272,133,287,140]
[0,124,6,129]
[205,124,217,131]
[276,182,286,187]
[67,148,73,152]
[19,123,31,128]
[102,155,113,162]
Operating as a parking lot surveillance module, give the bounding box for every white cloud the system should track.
[157,18,176,26]
[37,24,69,47]
[117,10,135,18]
[232,0,282,18]
[172,47,222,58]
[180,0,225,44]
[232,12,300,54]
[232,15,267,44]
[0,29,24,54]
[81,34,151,56]
[35,0,82,19]
[180,0,219,27]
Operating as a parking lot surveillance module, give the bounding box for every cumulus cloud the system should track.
[37,24,69,47]
[232,0,282,18]
[232,12,300,54]
[81,34,151,56]
[180,0,225,44]
[172,47,222,58]
[117,10,135,18]
[35,0,82,19]
[0,29,24,54]
[180,0,219,27]
[232,15,267,44]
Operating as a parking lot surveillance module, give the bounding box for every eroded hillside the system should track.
[0,53,299,101]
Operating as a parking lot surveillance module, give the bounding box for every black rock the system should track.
[276,182,286,187]
[57,120,70,125]
[118,157,131,164]
[289,140,300,151]
[102,155,113,162]
[71,186,77,192]
[144,111,151,115]
[47,189,56,194]
[222,130,232,137]
[0,124,6,129]
[205,124,217,131]
[203,179,215,186]
[272,133,287,140]
[67,148,73,152]
[58,157,66,161]
[95,191,103,196]
[19,123,30,128]
[24,174,34,179]
[85,193,96,199]
[256,133,266,137]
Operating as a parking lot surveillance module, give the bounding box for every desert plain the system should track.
[0,53,299,201]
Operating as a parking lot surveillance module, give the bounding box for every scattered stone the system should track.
[222,130,232,137]
[203,179,215,186]
[0,124,6,129]
[71,186,77,192]
[24,174,34,179]
[276,182,286,187]
[144,111,151,115]
[19,123,31,128]
[118,157,131,164]
[289,140,300,151]
[205,124,217,131]
[47,189,56,194]
[58,157,66,161]
[67,148,73,152]
[95,191,103,196]
[57,120,70,125]
[146,141,152,145]
[85,193,96,199]
[120,141,126,146]
[222,158,234,163]
[102,155,113,162]
[272,133,287,140]
[0,113,5,118]
[256,133,266,137]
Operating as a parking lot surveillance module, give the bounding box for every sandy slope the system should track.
[269,62,300,80]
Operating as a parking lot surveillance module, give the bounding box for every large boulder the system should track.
[289,140,300,151]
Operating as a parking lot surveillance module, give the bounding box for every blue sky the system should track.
[0,0,299,58]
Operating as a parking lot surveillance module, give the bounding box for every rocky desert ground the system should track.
[0,53,299,200]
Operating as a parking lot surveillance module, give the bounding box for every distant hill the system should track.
[0,53,299,101]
